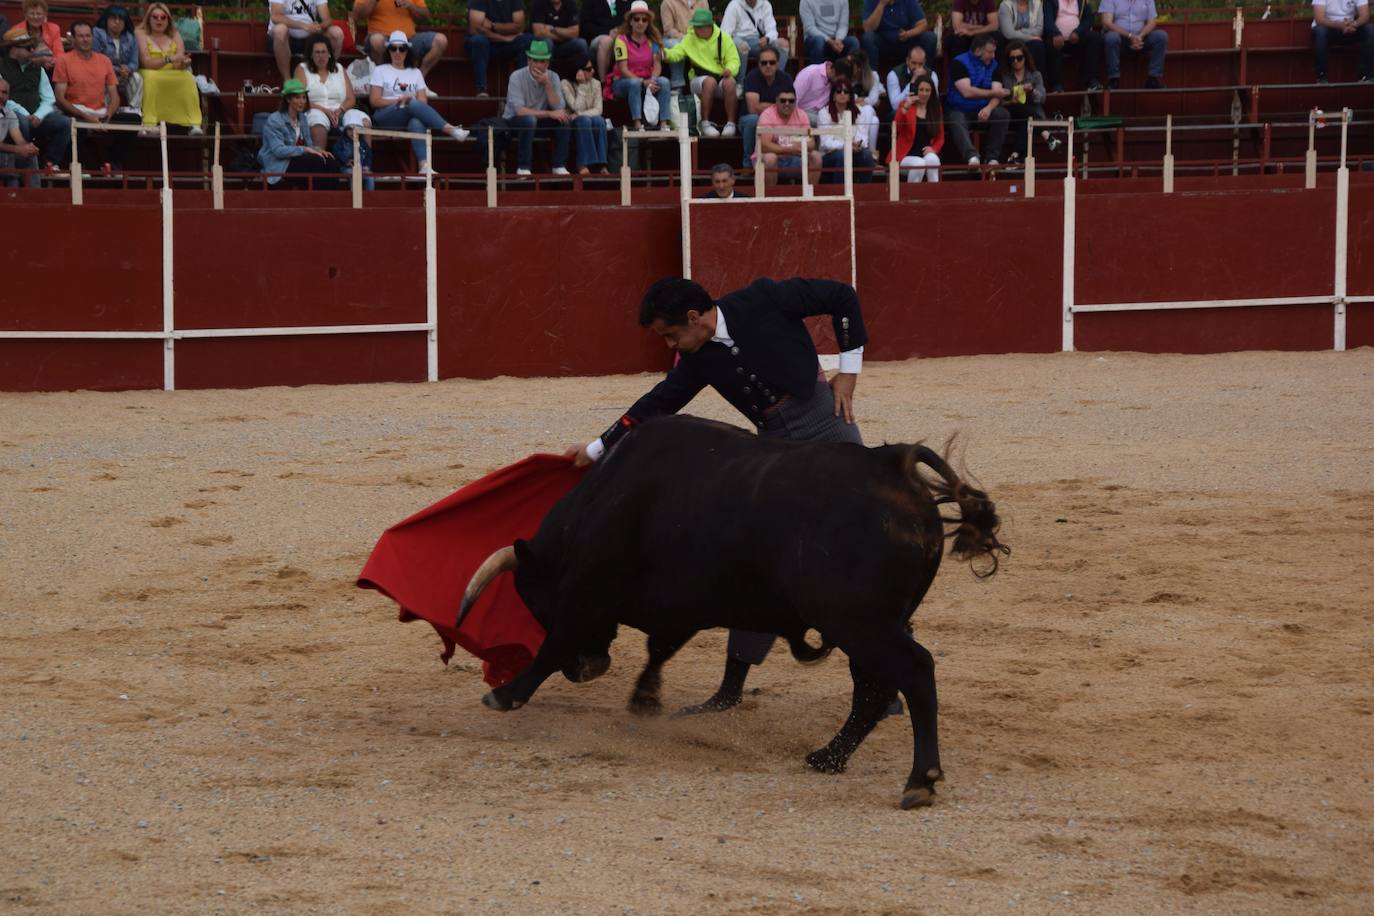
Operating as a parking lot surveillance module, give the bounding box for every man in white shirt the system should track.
[722,0,790,82]
[269,0,345,81]
[1312,0,1373,83]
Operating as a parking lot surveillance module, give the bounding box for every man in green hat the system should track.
[664,8,739,138]
[500,39,571,176]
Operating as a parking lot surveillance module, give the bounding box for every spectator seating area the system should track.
[1,0,1371,189]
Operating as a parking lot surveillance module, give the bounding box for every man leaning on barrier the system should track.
[699,161,750,198]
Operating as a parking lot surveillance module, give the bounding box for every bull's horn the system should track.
[456,545,519,628]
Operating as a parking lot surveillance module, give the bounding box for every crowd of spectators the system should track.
[0,0,1369,189]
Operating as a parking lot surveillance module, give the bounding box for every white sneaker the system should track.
[418,163,435,176]
[515,168,532,176]
[188,126,204,136]
[967,155,980,166]
[551,167,570,176]
[720,122,737,138]
[446,126,470,141]
[987,158,999,166]
[700,120,720,138]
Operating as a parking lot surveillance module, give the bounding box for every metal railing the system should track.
[1061,107,1359,352]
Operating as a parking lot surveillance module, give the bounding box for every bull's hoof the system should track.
[627,692,662,716]
[900,786,935,809]
[805,747,847,774]
[481,691,523,711]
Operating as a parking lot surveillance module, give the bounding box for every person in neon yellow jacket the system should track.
[664,8,740,138]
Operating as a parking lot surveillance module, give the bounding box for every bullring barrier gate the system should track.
[1055,108,1360,352]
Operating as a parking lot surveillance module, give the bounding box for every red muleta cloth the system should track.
[357,455,586,688]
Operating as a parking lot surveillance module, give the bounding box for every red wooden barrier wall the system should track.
[1,178,1371,392]
[1073,187,1338,352]
[436,205,679,378]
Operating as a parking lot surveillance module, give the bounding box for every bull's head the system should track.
[458,540,612,685]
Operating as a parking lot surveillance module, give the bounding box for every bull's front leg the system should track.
[482,627,580,711]
[627,630,695,716]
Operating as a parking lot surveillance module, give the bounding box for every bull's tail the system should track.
[907,444,1009,578]
[785,629,834,665]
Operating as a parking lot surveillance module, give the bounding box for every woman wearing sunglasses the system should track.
[368,30,470,176]
[608,0,671,132]
[815,79,876,183]
[135,1,202,131]
[999,38,1059,159]
[563,53,608,173]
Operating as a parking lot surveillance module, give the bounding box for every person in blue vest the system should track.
[944,32,1009,166]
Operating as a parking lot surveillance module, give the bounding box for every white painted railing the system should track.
[1059,108,1356,352]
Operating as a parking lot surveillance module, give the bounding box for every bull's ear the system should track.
[513,538,535,568]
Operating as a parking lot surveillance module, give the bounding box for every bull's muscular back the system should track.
[530,415,947,634]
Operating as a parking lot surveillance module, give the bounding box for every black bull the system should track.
[459,416,1008,809]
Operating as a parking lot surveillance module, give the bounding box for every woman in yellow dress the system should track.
[136,1,202,131]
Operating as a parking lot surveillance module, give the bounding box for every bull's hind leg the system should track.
[896,636,943,809]
[805,658,894,774]
[627,630,694,716]
[816,629,943,809]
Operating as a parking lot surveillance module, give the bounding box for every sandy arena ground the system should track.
[2,349,1372,914]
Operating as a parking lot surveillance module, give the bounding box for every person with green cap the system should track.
[663,8,739,138]
[501,38,571,176]
[258,77,339,188]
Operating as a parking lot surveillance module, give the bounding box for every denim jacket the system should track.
[258,110,308,183]
[93,28,139,74]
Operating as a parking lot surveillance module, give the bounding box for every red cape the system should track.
[357,455,586,687]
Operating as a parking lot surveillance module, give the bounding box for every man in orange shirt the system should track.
[52,21,137,168]
[354,0,449,75]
